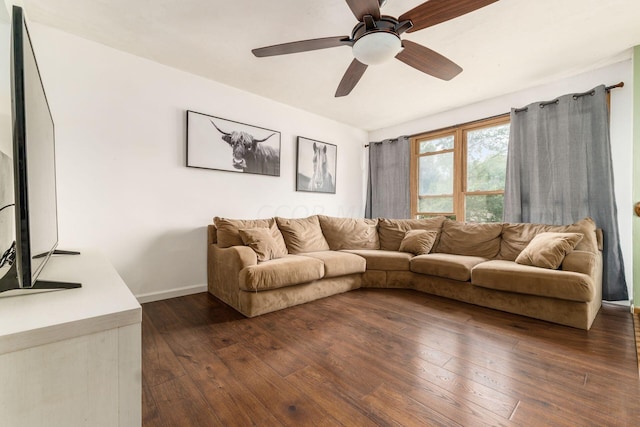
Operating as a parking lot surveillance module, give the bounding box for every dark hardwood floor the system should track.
[142,289,640,426]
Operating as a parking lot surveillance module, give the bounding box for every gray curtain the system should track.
[365,136,410,219]
[504,85,628,301]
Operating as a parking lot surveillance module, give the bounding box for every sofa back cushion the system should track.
[214,217,277,248]
[275,215,330,254]
[434,220,503,258]
[499,217,598,260]
[318,216,379,250]
[378,217,446,251]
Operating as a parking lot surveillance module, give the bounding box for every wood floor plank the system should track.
[215,343,342,426]
[175,341,283,426]
[329,339,514,426]
[251,312,388,400]
[442,356,626,426]
[141,380,163,427]
[142,290,640,426]
[362,383,462,427]
[147,373,221,426]
[286,366,385,426]
[508,399,592,427]
[141,309,187,387]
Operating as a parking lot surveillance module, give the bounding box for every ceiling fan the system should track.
[252,0,499,97]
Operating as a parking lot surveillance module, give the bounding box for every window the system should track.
[411,115,510,222]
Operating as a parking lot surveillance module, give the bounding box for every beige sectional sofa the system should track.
[207,215,603,330]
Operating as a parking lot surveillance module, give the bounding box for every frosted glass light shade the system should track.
[352,32,402,65]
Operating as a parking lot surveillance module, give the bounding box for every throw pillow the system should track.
[398,230,438,255]
[515,232,584,269]
[275,215,330,254]
[239,225,288,262]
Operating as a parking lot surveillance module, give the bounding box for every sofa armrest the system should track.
[561,250,597,277]
[212,244,258,268]
[208,244,257,309]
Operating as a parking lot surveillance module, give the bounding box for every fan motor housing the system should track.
[351,16,400,41]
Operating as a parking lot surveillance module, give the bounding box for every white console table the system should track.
[0,250,142,427]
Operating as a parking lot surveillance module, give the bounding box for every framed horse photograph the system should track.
[296,137,337,194]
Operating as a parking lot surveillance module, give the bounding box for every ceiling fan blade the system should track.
[335,59,368,97]
[396,40,462,81]
[252,36,352,57]
[345,0,381,21]
[399,0,498,33]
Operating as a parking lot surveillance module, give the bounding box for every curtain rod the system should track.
[364,82,624,147]
[364,136,408,148]
[514,82,624,113]
[364,112,510,147]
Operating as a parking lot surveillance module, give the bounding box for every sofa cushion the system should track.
[515,232,583,270]
[398,230,438,255]
[214,217,275,248]
[300,251,366,278]
[499,217,598,260]
[434,220,503,258]
[471,260,595,302]
[410,254,489,282]
[275,216,330,254]
[239,255,325,292]
[342,249,413,271]
[377,217,446,251]
[318,216,379,250]
[239,225,288,262]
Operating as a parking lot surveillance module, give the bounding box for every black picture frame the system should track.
[296,136,337,194]
[186,110,281,176]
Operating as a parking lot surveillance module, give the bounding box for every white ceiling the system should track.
[17,0,640,131]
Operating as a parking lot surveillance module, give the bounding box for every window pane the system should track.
[465,194,504,223]
[466,124,509,192]
[419,196,453,213]
[419,135,454,154]
[418,214,456,220]
[419,152,453,195]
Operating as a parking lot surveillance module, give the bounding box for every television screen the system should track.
[9,5,59,288]
[0,6,79,292]
[0,150,13,261]
[20,11,59,280]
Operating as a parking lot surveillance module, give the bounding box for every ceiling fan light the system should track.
[352,32,402,65]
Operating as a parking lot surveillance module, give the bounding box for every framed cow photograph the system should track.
[186,110,281,176]
[296,137,337,194]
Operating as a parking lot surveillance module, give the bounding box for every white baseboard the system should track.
[135,284,207,304]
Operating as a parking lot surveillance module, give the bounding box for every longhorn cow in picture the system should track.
[210,120,280,176]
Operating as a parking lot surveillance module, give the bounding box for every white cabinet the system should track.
[0,251,142,427]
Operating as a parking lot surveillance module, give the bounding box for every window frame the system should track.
[410,114,510,221]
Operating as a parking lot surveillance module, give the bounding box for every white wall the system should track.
[26,22,367,301]
[0,17,11,156]
[369,61,634,300]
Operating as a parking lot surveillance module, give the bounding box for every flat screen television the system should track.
[0,6,79,292]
